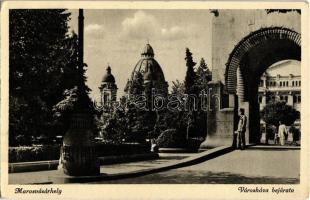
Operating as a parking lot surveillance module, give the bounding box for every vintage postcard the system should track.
[1,1,309,199]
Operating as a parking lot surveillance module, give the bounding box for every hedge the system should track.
[9,145,61,163]
[9,143,151,163]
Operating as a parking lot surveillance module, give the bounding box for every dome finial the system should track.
[107,63,111,74]
[141,42,154,57]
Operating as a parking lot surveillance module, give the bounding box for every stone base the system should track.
[200,135,234,149]
[158,148,199,153]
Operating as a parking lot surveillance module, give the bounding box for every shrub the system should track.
[9,145,61,163]
[186,137,205,150]
[156,129,187,148]
[289,126,301,141]
[95,143,151,156]
[9,143,152,163]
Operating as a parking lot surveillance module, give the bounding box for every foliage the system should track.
[128,72,144,96]
[156,129,187,148]
[97,107,128,144]
[289,126,301,141]
[9,145,61,162]
[171,80,185,95]
[184,48,197,94]
[125,102,157,143]
[260,101,300,126]
[196,58,211,87]
[9,9,79,145]
[97,95,157,144]
[9,10,93,146]
[95,143,151,157]
[9,143,152,162]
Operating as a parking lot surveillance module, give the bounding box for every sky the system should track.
[68,9,213,101]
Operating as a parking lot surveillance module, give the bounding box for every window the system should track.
[299,81,301,86]
[280,82,282,87]
[258,96,262,103]
[286,81,288,87]
[294,95,301,104]
[298,96,301,103]
[285,96,288,102]
[292,81,294,86]
[103,93,109,105]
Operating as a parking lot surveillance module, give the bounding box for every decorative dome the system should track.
[133,58,165,83]
[101,66,115,83]
[126,43,168,94]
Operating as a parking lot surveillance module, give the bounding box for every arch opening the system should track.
[225,27,301,143]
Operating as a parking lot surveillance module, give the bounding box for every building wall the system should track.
[212,10,301,83]
[203,10,301,147]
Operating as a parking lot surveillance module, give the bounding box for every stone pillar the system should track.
[236,67,250,145]
[262,95,266,107]
[288,92,294,106]
[200,81,235,149]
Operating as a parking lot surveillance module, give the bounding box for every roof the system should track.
[101,66,115,83]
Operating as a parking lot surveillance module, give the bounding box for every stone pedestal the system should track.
[200,82,236,149]
[60,113,100,176]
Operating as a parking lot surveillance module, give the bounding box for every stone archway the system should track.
[225,27,301,143]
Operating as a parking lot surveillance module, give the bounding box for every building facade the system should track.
[258,60,301,128]
[202,10,301,148]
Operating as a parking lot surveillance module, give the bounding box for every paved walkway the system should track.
[9,147,300,184]
[91,148,300,184]
[9,153,192,184]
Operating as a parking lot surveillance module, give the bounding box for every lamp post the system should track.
[60,9,100,176]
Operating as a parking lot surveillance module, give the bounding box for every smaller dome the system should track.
[141,43,154,57]
[102,66,115,83]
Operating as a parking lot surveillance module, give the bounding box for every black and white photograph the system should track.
[0,1,309,199]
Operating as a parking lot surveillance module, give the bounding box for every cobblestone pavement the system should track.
[92,149,300,184]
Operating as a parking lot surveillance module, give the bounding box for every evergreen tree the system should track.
[9,9,77,145]
[196,57,211,87]
[184,48,197,94]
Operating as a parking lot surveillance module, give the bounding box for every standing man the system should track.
[278,121,287,146]
[236,108,247,150]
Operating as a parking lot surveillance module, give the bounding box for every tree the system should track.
[97,107,128,144]
[261,101,300,126]
[184,48,196,94]
[171,80,185,95]
[128,72,144,96]
[9,9,77,145]
[196,58,211,87]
